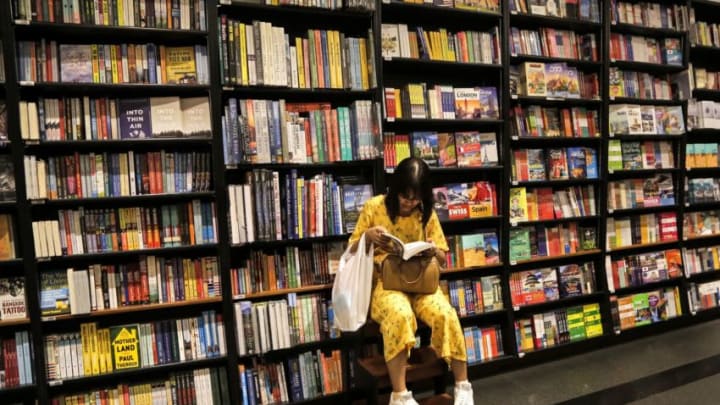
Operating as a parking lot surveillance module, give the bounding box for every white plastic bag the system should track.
[332,234,374,332]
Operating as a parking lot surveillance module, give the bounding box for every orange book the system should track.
[562,109,573,137]
[152,208,161,248]
[314,30,325,88]
[187,202,196,246]
[159,45,167,84]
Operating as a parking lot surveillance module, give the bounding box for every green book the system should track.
[608,140,623,171]
[566,305,587,342]
[583,303,603,338]
[509,227,531,262]
[633,293,652,327]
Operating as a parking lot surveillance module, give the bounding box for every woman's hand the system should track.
[365,226,391,251]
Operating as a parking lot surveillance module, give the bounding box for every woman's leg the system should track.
[370,281,418,393]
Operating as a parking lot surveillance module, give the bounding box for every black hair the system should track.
[386,157,433,226]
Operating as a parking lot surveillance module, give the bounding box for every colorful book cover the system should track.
[110,324,141,370]
[180,97,212,138]
[0,277,25,320]
[381,24,401,59]
[437,133,457,167]
[540,268,559,301]
[640,106,657,134]
[411,131,439,166]
[164,46,198,84]
[565,67,581,98]
[461,234,486,267]
[559,264,584,297]
[59,44,93,83]
[546,148,568,180]
[454,88,482,119]
[585,148,598,178]
[527,149,547,181]
[521,62,546,97]
[513,270,546,306]
[545,63,567,98]
[0,155,15,202]
[663,38,682,65]
[509,187,528,222]
[477,87,500,119]
[478,132,499,166]
[433,186,449,221]
[341,184,374,233]
[482,232,500,264]
[567,147,587,179]
[39,270,70,316]
[509,227,531,262]
[455,131,483,167]
[118,98,151,139]
[446,183,470,220]
[662,106,685,134]
[467,181,496,218]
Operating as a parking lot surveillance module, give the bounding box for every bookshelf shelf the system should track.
[23,137,213,150]
[610,22,686,37]
[613,315,686,336]
[688,128,720,136]
[607,168,681,177]
[690,45,720,58]
[226,159,379,171]
[46,357,227,390]
[510,249,602,267]
[28,192,215,207]
[511,178,599,187]
[0,200,17,208]
[233,283,334,301]
[517,333,608,359]
[17,82,211,94]
[686,270,720,283]
[692,89,720,101]
[381,2,502,22]
[440,216,504,226]
[610,60,687,74]
[512,292,606,314]
[382,58,503,72]
[606,239,680,255]
[458,309,507,323]
[510,12,602,33]
[511,95,603,106]
[385,165,504,174]
[13,21,208,41]
[239,336,349,359]
[231,234,349,249]
[683,233,720,244]
[441,263,504,275]
[510,136,601,145]
[0,318,30,328]
[612,277,683,295]
[510,215,600,228]
[608,205,678,216]
[217,2,373,19]
[220,85,375,100]
[467,354,515,368]
[0,258,24,267]
[685,201,720,210]
[510,55,602,69]
[383,118,504,129]
[0,384,37,396]
[685,167,720,176]
[40,297,223,324]
[608,97,684,106]
[35,244,218,264]
[608,134,683,140]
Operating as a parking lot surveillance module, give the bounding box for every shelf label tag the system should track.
[513,306,520,311]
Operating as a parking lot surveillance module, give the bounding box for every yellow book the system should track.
[640,214,649,244]
[119,153,129,196]
[89,322,100,375]
[526,190,538,221]
[103,328,113,373]
[422,30,433,59]
[359,38,369,91]
[102,0,110,25]
[164,46,197,84]
[331,31,342,89]
[110,45,119,84]
[509,187,528,222]
[183,259,192,300]
[116,0,124,26]
[296,37,306,89]
[98,327,107,374]
[439,29,449,61]
[81,323,93,376]
[712,247,720,270]
[394,89,403,118]
[461,234,486,267]
[91,45,100,83]
[239,22,249,86]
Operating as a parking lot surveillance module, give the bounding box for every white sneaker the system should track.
[389,390,420,405]
[454,381,474,405]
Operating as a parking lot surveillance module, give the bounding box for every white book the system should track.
[228,185,240,244]
[19,101,30,140]
[27,102,40,140]
[243,184,255,243]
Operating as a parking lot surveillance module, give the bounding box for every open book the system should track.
[384,233,434,261]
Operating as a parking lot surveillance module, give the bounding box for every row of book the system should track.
[445,231,501,269]
[13,0,208,31]
[227,172,354,243]
[510,262,596,307]
[218,19,375,90]
[45,314,226,381]
[509,0,600,22]
[509,185,597,223]
[433,181,498,221]
[611,287,682,331]
[23,151,213,201]
[509,28,598,61]
[0,331,34,388]
[515,303,603,352]
[607,175,676,210]
[50,367,230,405]
[222,99,381,165]
[687,178,720,204]
[464,325,504,365]
[608,140,675,171]
[608,104,686,136]
[684,210,720,239]
[223,0,375,10]
[610,1,689,31]
[606,212,678,250]
[608,68,677,100]
[692,66,720,91]
[19,96,212,141]
[238,349,343,404]
[687,99,720,130]
[509,223,597,262]
[39,256,221,316]
[511,147,599,182]
[32,201,218,258]
[233,293,336,355]
[683,245,720,277]
[686,143,720,168]
[17,42,209,85]
[385,131,498,169]
[509,105,599,139]
[688,281,720,312]
[609,35,682,66]
[0,214,16,261]
[384,84,500,121]
[380,24,501,65]
[605,249,683,291]
[230,243,342,297]
[0,277,25,320]
[513,62,599,99]
[689,20,720,48]
[440,276,504,317]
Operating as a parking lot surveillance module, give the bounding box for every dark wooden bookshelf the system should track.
[35,244,218,264]
[512,292,606,314]
[686,270,720,283]
[220,85,375,100]
[233,283,334,300]
[511,95,603,106]
[0,317,30,328]
[516,333,609,359]
[382,57,503,72]
[610,60,687,74]
[606,239,680,254]
[22,138,213,149]
[510,12,602,32]
[231,234,349,249]
[691,88,720,101]
[608,133,683,140]
[612,277,683,295]
[28,191,215,207]
[440,263,504,275]
[510,54,602,69]
[381,2,502,22]
[386,165,503,174]
[17,82,211,94]
[440,216,504,226]
[610,22,686,37]
[607,205,679,215]
[458,309,507,323]
[510,215,600,227]
[226,159,378,171]
[510,136,601,145]
[216,1,373,19]
[40,297,223,323]
[608,97,684,106]
[511,178,599,187]
[509,249,602,267]
[607,168,681,177]
[13,21,208,41]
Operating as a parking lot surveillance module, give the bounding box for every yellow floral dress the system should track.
[348,195,467,364]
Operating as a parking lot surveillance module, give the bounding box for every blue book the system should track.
[118,98,151,139]
[585,148,598,178]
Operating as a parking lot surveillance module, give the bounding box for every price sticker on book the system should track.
[510,260,517,266]
[608,209,614,214]
[614,330,621,335]
[49,380,63,386]
[510,221,517,227]
[518,352,525,358]
[513,305,520,311]
[15,19,30,25]
[19,81,35,86]
[511,181,518,186]
[511,136,519,141]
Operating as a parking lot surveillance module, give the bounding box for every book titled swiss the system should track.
[341,184,373,233]
[0,277,26,320]
[59,44,93,83]
[118,98,151,139]
[110,324,141,371]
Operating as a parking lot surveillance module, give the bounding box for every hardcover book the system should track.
[59,44,93,83]
[433,186,449,221]
[0,155,15,202]
[110,324,141,370]
[118,98,151,139]
[164,46,198,84]
[150,97,183,138]
[482,232,500,264]
[180,97,212,138]
[40,270,70,316]
[341,184,373,233]
[460,234,486,267]
[0,277,25,320]
[411,132,439,166]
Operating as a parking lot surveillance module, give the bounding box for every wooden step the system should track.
[358,346,447,389]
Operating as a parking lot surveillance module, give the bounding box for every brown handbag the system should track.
[381,253,440,295]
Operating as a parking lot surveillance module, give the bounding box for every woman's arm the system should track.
[425,211,449,266]
[348,199,390,253]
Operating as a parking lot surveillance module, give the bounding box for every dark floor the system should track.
[470,319,720,405]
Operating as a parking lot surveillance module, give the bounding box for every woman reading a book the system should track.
[348,157,473,405]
